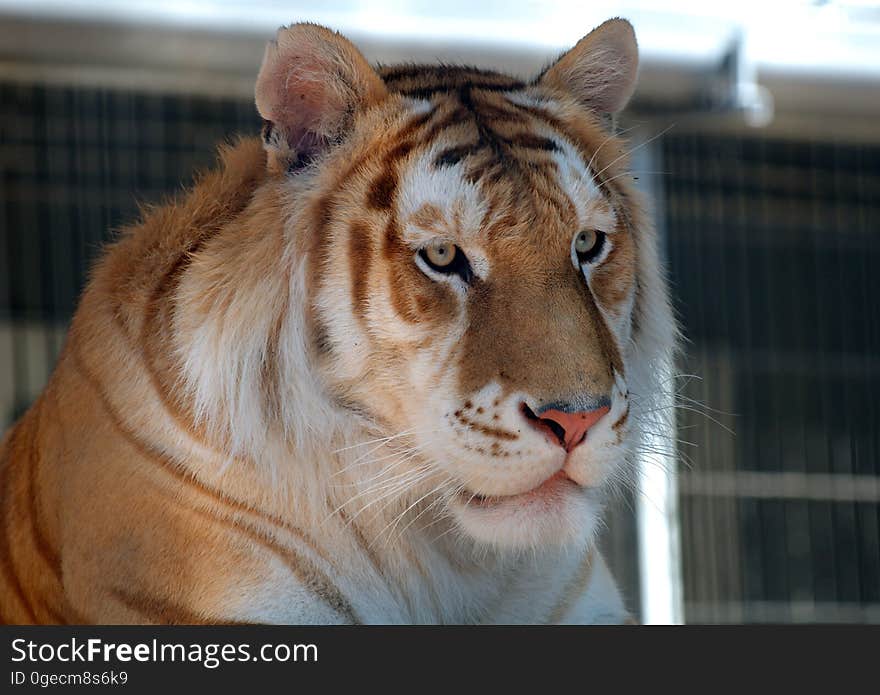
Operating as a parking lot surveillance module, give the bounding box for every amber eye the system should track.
[425,241,456,268]
[573,229,605,264]
[418,241,474,284]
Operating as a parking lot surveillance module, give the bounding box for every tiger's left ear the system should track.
[537,18,638,114]
[255,23,388,173]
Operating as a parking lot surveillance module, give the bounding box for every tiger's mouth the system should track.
[458,469,579,509]
[446,447,607,549]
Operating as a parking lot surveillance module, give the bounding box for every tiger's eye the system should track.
[418,242,474,283]
[574,230,599,255]
[425,242,456,268]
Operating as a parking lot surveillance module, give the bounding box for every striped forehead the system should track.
[394,95,609,241]
[396,142,487,244]
[545,127,611,229]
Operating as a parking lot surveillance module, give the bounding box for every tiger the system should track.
[0,17,675,624]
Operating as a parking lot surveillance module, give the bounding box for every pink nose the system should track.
[521,403,610,451]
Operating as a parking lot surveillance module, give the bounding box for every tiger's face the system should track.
[256,21,665,550]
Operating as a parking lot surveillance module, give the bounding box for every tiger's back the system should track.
[4,141,267,622]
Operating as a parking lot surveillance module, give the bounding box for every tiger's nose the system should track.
[520,399,611,452]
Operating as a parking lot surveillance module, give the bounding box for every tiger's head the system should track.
[246,20,675,551]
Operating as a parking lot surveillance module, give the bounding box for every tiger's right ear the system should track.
[255,23,388,173]
[537,18,638,114]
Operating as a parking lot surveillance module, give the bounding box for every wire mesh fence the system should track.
[664,134,880,622]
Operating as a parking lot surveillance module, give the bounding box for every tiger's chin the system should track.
[447,472,603,551]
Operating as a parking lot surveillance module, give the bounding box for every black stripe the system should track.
[110,586,255,625]
[380,64,525,85]
[434,144,480,168]
[399,81,525,100]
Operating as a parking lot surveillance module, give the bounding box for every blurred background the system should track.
[1,0,878,623]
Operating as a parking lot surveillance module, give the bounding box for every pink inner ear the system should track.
[266,56,332,130]
[256,48,349,149]
[538,19,638,114]
[254,23,388,168]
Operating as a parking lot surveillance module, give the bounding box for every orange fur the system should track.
[0,19,674,624]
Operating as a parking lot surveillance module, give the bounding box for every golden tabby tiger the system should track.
[0,18,675,624]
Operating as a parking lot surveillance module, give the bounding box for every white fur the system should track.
[166,86,672,624]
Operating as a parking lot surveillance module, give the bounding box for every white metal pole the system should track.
[630,135,685,624]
